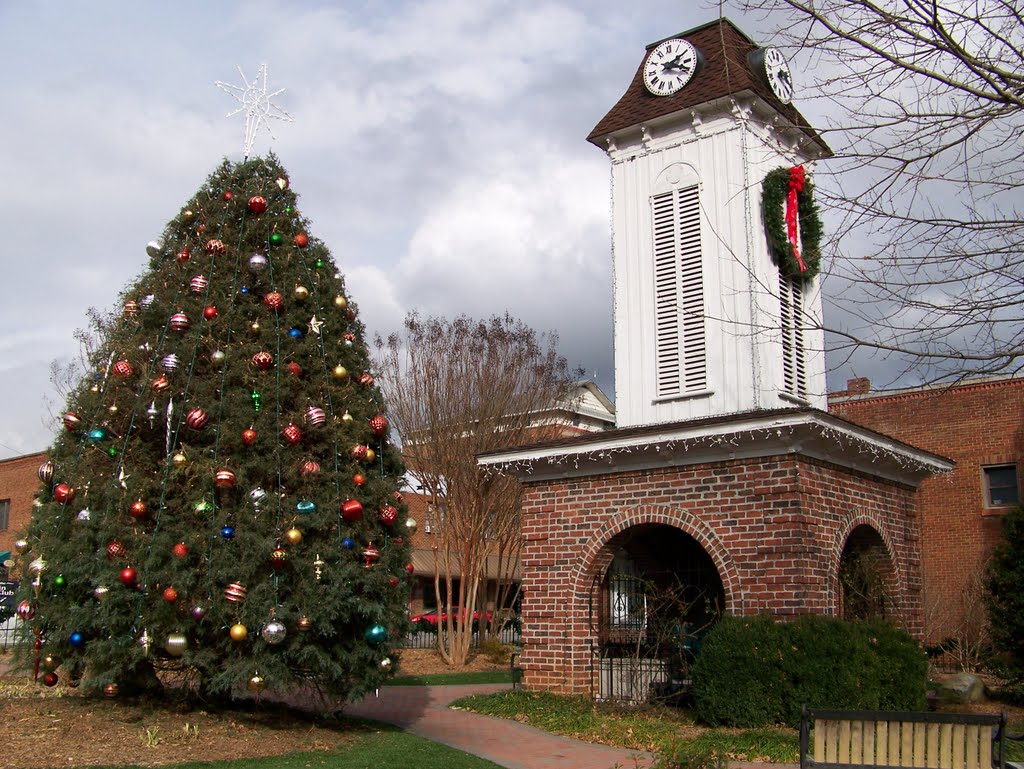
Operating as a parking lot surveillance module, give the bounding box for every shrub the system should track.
[692,614,926,727]
[986,506,1024,676]
[479,638,514,664]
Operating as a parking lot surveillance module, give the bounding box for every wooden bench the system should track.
[800,706,1011,769]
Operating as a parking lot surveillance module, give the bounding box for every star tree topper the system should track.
[215,64,294,159]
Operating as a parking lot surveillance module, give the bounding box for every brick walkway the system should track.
[347,683,655,769]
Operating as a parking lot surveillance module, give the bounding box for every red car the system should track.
[410,607,493,625]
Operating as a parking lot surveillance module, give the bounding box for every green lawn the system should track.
[89,729,504,769]
[386,669,520,686]
[450,689,799,761]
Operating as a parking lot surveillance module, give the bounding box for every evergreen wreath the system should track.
[762,165,823,281]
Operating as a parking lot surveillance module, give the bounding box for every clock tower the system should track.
[588,19,832,428]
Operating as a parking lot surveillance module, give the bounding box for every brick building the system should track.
[479,20,951,701]
[0,451,46,573]
[829,375,1024,644]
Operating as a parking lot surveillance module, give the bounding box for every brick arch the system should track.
[569,503,744,616]
[828,513,906,621]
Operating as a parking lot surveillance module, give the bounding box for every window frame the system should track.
[0,499,9,531]
[982,464,1019,509]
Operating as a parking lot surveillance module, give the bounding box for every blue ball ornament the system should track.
[221,526,235,540]
[364,624,387,646]
[69,632,85,647]
[342,537,355,550]
[288,327,303,339]
[296,500,317,515]
[241,286,250,294]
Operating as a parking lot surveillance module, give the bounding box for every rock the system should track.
[938,672,986,704]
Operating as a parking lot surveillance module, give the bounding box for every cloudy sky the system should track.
[0,1,872,460]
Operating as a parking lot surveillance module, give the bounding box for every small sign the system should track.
[0,581,18,611]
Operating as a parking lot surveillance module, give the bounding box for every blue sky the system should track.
[0,1,866,459]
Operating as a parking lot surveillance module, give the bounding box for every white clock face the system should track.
[763,47,794,104]
[643,39,699,97]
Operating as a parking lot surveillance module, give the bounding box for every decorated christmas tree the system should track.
[14,154,412,703]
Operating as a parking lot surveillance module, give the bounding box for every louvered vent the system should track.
[779,274,807,398]
[652,185,706,398]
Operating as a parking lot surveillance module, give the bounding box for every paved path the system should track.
[347,683,655,769]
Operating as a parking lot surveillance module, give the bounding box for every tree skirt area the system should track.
[0,649,504,769]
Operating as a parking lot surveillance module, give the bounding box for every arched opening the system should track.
[839,524,897,621]
[592,523,725,703]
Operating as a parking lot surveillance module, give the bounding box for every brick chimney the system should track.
[846,377,871,395]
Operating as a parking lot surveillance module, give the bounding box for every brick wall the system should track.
[830,378,1024,642]
[0,452,47,570]
[517,453,921,695]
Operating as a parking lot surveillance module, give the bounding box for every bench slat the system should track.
[952,724,965,769]
[938,722,952,768]
[926,722,940,768]
[815,719,826,764]
[877,721,889,766]
[839,720,852,764]
[966,724,980,769]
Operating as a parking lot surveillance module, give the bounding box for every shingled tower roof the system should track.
[587,18,830,155]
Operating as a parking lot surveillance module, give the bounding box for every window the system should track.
[652,185,707,398]
[983,465,1019,507]
[0,499,8,531]
[779,274,807,399]
[425,502,446,534]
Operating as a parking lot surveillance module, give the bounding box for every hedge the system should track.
[692,614,927,727]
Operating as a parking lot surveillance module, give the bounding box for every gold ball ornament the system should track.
[365,448,376,463]
[380,657,393,671]
[250,320,261,334]
[172,452,188,468]
[14,539,30,555]
[333,295,348,310]
[248,674,266,693]
[331,365,348,381]
[297,616,313,632]
[405,517,418,534]
[294,285,309,301]
[284,528,303,546]
[230,623,248,642]
[341,410,354,424]
[164,633,188,657]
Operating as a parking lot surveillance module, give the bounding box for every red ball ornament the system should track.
[104,684,119,698]
[306,406,326,427]
[370,415,388,435]
[405,563,415,574]
[359,372,375,387]
[214,469,236,489]
[120,567,138,586]
[152,374,170,392]
[389,576,400,587]
[286,361,302,376]
[223,190,233,201]
[224,582,247,603]
[112,360,134,379]
[248,195,268,214]
[263,291,284,311]
[205,239,226,255]
[351,444,368,461]
[362,544,380,567]
[186,408,209,430]
[294,232,309,248]
[53,483,75,505]
[347,308,357,322]
[203,305,218,321]
[241,428,257,446]
[252,351,274,371]
[129,500,148,519]
[170,312,191,332]
[123,300,139,318]
[16,600,34,620]
[282,423,302,445]
[270,547,288,570]
[341,499,364,522]
[163,586,178,603]
[299,459,321,477]
[107,539,126,559]
[352,472,366,487]
[176,246,191,264]
[172,542,189,559]
[43,672,59,687]
[380,505,398,526]
[63,412,81,432]
[189,274,208,293]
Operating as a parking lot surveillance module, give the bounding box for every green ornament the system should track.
[194,500,214,515]
[314,258,325,269]
[107,447,119,457]
[270,232,284,246]
[53,575,66,589]
[251,390,262,413]
[364,624,387,646]
[284,206,292,214]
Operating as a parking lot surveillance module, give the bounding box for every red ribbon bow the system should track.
[785,165,807,273]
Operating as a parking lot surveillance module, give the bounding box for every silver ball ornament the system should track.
[164,633,188,657]
[13,539,30,555]
[28,557,46,576]
[262,620,287,645]
[248,254,268,272]
[211,350,226,366]
[145,240,162,257]
[94,585,110,602]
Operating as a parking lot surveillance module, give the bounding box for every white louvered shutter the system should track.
[779,274,807,398]
[652,185,706,398]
